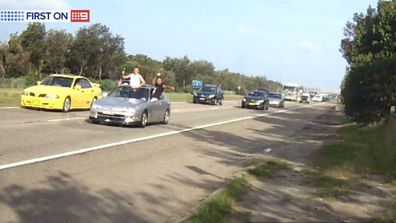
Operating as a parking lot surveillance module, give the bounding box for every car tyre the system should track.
[62,97,71,112]
[219,99,223,105]
[162,109,170,124]
[139,111,148,128]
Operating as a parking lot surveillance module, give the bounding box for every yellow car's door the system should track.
[75,78,96,108]
[70,79,85,108]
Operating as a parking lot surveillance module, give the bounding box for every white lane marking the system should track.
[0,107,19,109]
[47,117,85,122]
[0,103,323,171]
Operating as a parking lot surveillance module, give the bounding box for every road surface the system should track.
[0,101,332,223]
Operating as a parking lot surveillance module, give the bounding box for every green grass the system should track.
[248,160,290,178]
[186,175,249,223]
[0,88,22,106]
[309,121,396,201]
[313,122,396,180]
[307,174,351,200]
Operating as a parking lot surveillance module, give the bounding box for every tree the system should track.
[20,23,46,77]
[341,0,396,124]
[43,30,72,74]
[68,23,126,78]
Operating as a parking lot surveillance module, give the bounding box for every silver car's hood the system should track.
[95,96,146,108]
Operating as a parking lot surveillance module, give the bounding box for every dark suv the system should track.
[241,90,269,110]
[193,85,224,105]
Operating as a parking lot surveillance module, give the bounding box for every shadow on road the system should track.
[0,171,146,223]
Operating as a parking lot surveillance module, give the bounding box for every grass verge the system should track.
[186,160,290,223]
[312,122,396,180]
[248,160,290,178]
[0,88,22,106]
[309,121,396,205]
[185,175,249,223]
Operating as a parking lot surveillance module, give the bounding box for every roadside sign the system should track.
[192,80,203,88]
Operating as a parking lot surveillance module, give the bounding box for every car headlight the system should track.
[124,107,136,114]
[45,95,59,99]
[22,91,29,96]
[209,94,215,98]
[242,98,246,102]
[257,100,265,103]
[91,104,102,110]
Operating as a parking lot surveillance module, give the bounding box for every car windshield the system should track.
[248,91,265,97]
[198,87,217,94]
[269,93,281,99]
[108,87,150,101]
[41,76,73,88]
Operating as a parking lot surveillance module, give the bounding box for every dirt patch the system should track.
[231,104,395,222]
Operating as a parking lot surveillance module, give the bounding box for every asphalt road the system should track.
[0,100,331,223]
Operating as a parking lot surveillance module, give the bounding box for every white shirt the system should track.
[128,73,141,88]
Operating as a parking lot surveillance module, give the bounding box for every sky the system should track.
[0,0,379,91]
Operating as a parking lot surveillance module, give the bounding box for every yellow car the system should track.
[21,74,102,112]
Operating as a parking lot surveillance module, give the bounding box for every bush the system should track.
[99,79,117,92]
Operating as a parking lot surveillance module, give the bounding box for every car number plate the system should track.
[248,102,256,106]
[103,111,114,115]
[200,98,205,100]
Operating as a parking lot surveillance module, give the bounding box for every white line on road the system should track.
[0,103,323,171]
[47,117,85,122]
[0,106,19,109]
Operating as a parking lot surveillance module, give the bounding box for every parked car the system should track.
[192,85,224,105]
[21,74,102,112]
[89,85,170,127]
[241,90,269,110]
[268,92,285,108]
[300,92,311,103]
[312,94,324,102]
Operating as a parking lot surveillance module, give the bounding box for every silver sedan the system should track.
[89,85,170,127]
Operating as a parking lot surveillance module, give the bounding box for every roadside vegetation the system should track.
[0,23,281,95]
[185,175,249,223]
[0,88,22,106]
[340,1,396,124]
[186,160,289,223]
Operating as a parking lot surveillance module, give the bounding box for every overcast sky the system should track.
[0,0,379,91]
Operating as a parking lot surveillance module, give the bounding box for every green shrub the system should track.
[99,79,117,91]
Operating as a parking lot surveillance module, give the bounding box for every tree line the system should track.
[0,22,281,93]
[340,0,396,124]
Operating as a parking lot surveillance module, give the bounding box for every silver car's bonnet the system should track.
[91,96,147,114]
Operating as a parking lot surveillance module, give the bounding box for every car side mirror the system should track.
[37,81,41,85]
[191,90,196,95]
[102,92,108,97]
[75,85,82,91]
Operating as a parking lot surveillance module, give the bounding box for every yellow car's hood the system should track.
[24,85,72,96]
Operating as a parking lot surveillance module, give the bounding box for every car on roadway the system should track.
[312,94,324,102]
[241,90,269,110]
[192,85,224,105]
[268,92,285,108]
[21,74,102,112]
[300,92,311,103]
[89,85,170,127]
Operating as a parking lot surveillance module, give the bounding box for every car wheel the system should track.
[139,111,148,128]
[162,109,170,124]
[219,99,223,105]
[212,99,217,105]
[90,97,97,108]
[62,97,71,112]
